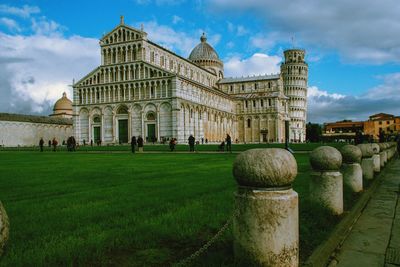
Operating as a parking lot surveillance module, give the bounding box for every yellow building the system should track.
[363,113,398,139]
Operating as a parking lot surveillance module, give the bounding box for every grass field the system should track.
[0,149,356,266]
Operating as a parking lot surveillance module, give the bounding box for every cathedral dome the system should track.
[188,33,224,79]
[189,34,220,61]
[52,92,73,118]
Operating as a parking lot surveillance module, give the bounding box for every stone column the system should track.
[371,143,380,173]
[0,201,9,256]
[309,146,343,215]
[357,144,375,180]
[233,148,298,267]
[378,143,386,168]
[340,145,363,193]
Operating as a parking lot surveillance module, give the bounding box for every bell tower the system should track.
[281,49,308,142]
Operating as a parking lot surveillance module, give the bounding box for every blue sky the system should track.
[0,0,399,122]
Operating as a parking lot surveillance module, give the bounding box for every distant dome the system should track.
[189,33,221,61]
[52,92,72,118]
[188,33,224,79]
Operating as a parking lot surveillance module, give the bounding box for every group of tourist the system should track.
[39,136,78,152]
[130,136,144,153]
[129,134,233,153]
[38,137,59,152]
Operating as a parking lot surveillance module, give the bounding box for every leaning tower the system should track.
[281,49,308,142]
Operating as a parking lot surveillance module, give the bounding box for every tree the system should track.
[306,122,322,142]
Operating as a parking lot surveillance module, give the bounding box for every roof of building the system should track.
[219,74,281,84]
[0,113,72,125]
[53,92,72,111]
[369,113,395,120]
[324,121,364,127]
[188,33,221,62]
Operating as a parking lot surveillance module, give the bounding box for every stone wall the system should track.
[0,120,73,147]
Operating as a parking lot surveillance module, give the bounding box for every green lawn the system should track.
[0,150,354,266]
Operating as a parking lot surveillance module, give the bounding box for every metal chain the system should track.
[173,209,239,267]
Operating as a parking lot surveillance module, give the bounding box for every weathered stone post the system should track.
[309,146,343,215]
[233,148,298,267]
[389,142,397,160]
[385,143,391,161]
[357,144,375,180]
[378,143,386,168]
[340,145,363,193]
[0,201,9,256]
[371,143,380,173]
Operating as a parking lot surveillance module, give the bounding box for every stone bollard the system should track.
[0,201,9,256]
[357,144,375,180]
[388,143,393,161]
[371,143,380,173]
[383,143,389,162]
[390,142,397,159]
[385,143,390,163]
[378,143,386,168]
[309,146,343,215]
[388,142,395,160]
[340,145,363,193]
[233,148,298,267]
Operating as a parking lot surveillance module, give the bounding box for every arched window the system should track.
[247,119,251,128]
[93,116,101,123]
[146,112,155,121]
[117,106,128,114]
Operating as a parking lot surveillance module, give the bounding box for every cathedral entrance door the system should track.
[93,126,101,143]
[262,133,267,142]
[118,119,128,143]
[147,124,156,142]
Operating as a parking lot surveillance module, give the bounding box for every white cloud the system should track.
[364,73,400,100]
[307,86,345,100]
[226,41,234,49]
[0,4,40,18]
[172,15,183,24]
[208,0,400,63]
[226,22,248,36]
[236,25,247,36]
[224,53,281,77]
[0,17,21,32]
[141,20,198,57]
[307,75,400,122]
[0,32,99,114]
[142,20,221,57]
[31,16,65,36]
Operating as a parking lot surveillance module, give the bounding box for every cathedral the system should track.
[73,17,308,144]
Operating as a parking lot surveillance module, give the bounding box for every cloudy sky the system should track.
[0,0,399,122]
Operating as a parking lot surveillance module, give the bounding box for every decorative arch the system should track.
[116,104,128,114]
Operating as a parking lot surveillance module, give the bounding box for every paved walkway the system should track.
[332,158,400,267]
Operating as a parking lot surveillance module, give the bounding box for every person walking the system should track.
[137,136,144,152]
[52,138,58,152]
[188,134,195,152]
[131,136,137,153]
[379,129,385,143]
[226,134,232,153]
[169,138,177,152]
[39,138,44,152]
